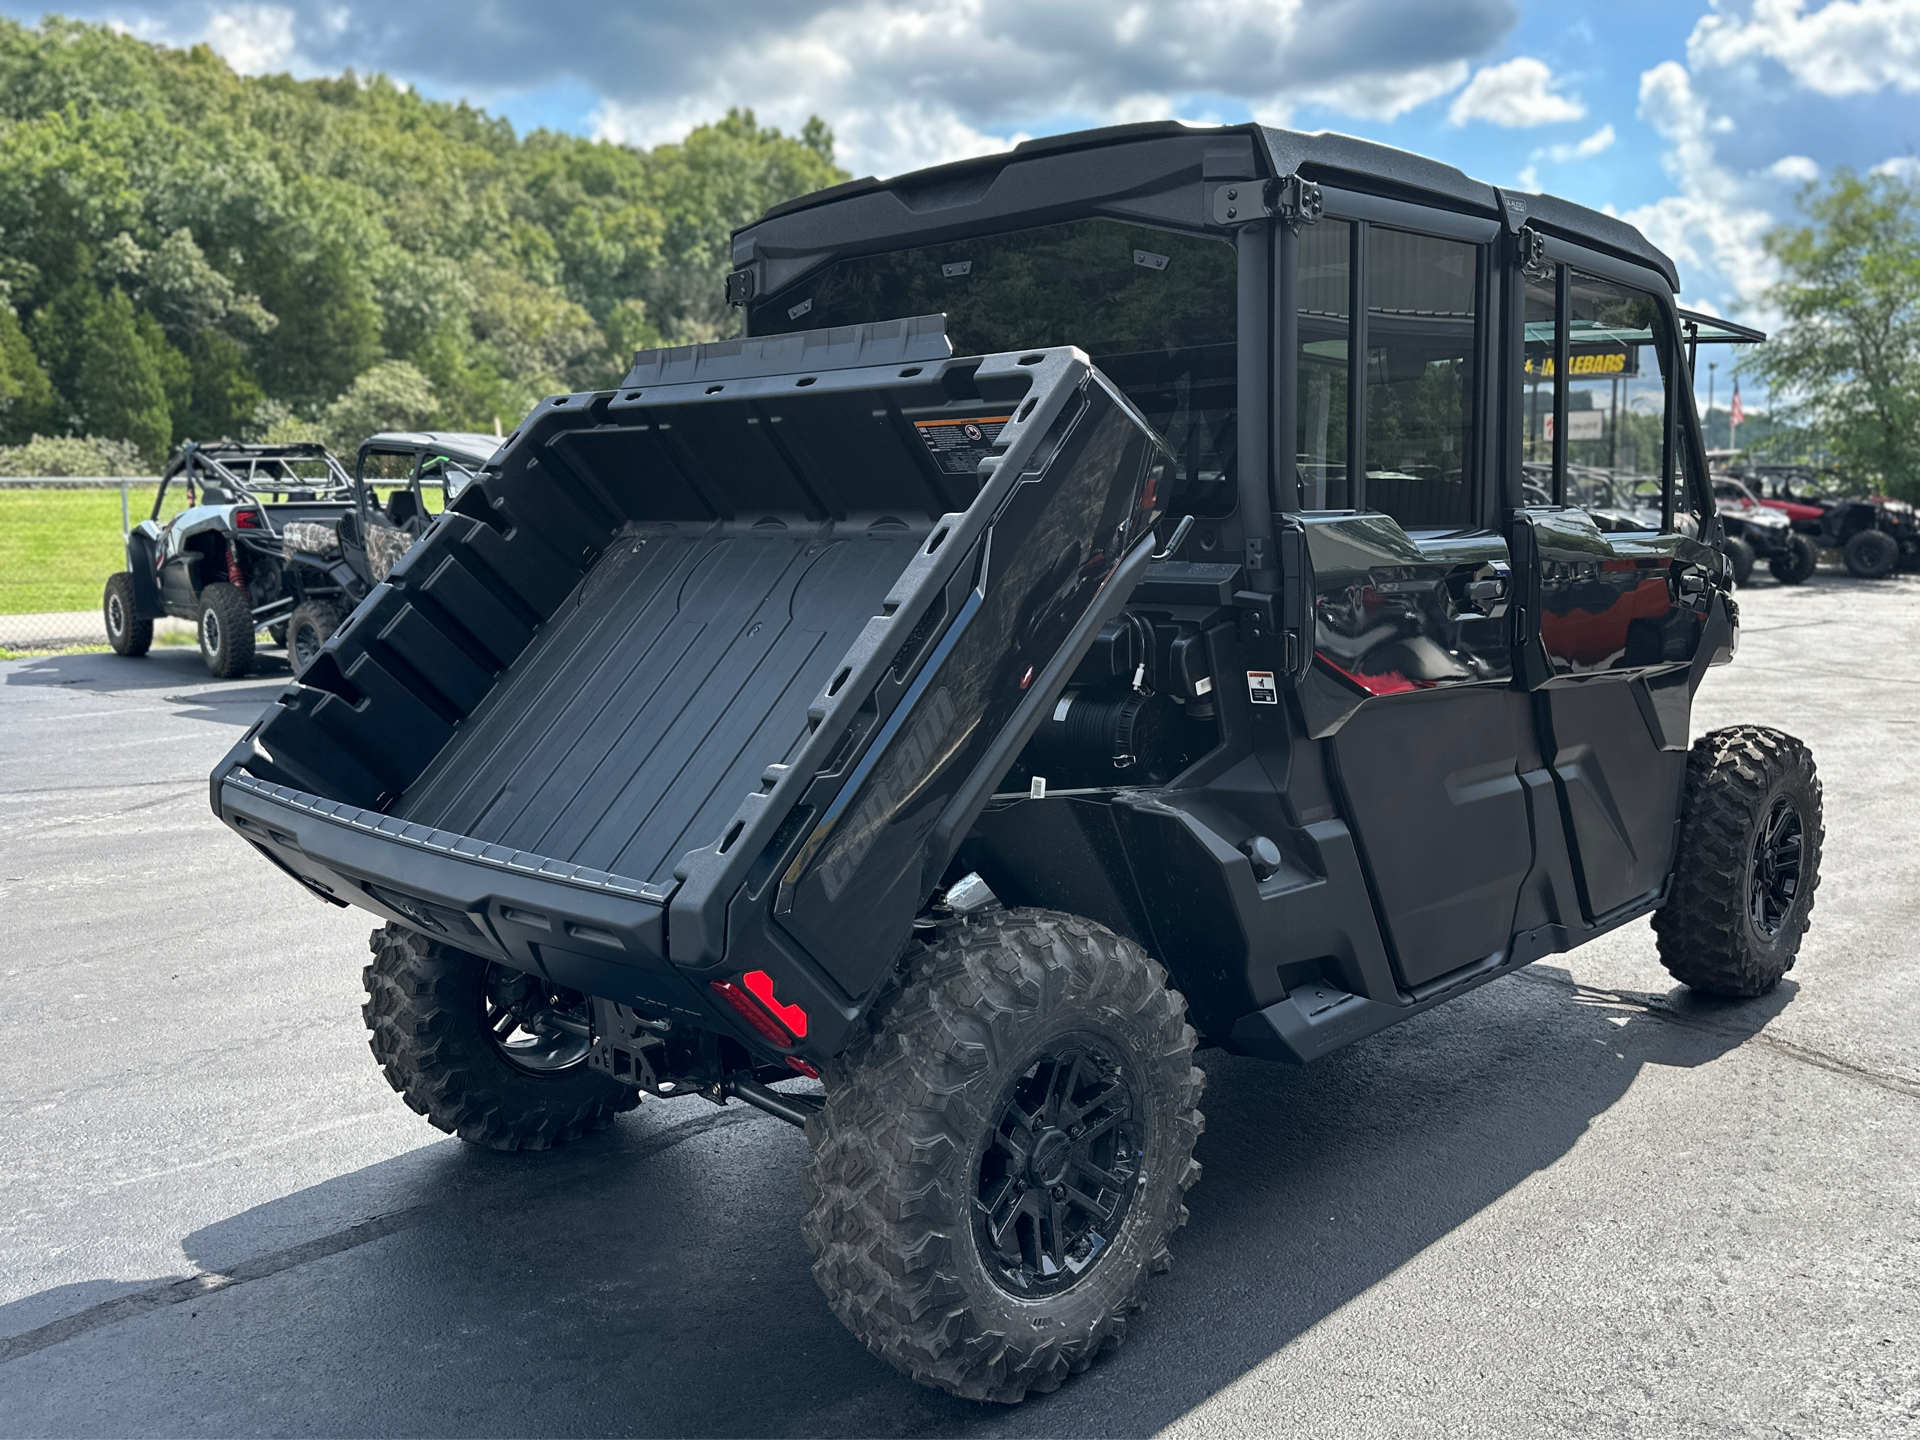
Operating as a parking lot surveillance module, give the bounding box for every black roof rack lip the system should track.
[745,120,1247,232]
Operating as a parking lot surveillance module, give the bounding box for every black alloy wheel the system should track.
[481,962,593,1074]
[1748,796,1804,940]
[974,1036,1143,1298]
[1653,726,1823,997]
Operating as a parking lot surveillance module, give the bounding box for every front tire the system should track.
[802,908,1204,1403]
[1722,535,1755,587]
[1653,727,1823,997]
[361,924,638,1150]
[197,581,255,678]
[1844,528,1898,579]
[1768,533,1818,584]
[104,572,152,657]
[287,599,342,675]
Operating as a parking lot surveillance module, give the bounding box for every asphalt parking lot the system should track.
[2,575,1915,1440]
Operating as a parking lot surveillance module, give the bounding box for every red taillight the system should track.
[234,508,262,529]
[710,979,794,1048]
[743,969,808,1038]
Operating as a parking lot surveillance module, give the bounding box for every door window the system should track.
[1522,266,1680,530]
[1291,219,1482,530]
[1363,229,1478,530]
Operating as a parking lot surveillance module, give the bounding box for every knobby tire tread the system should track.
[800,908,1204,1403]
[1652,726,1822,997]
[199,580,254,678]
[361,923,637,1151]
[104,572,152,657]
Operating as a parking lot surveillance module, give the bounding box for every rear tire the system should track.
[1722,535,1755,587]
[197,581,254,678]
[1768,533,1818,584]
[287,599,342,675]
[802,908,1204,1403]
[1652,727,1822,998]
[361,923,638,1151]
[103,572,152,657]
[1843,528,1898,579]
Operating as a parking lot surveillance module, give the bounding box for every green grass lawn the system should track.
[0,486,186,615]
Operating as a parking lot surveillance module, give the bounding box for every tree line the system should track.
[0,18,845,468]
[1743,166,1918,502]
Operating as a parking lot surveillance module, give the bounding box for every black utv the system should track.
[212,123,1823,1404]
[1712,474,1819,585]
[1743,466,1919,579]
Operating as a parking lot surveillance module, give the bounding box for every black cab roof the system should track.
[732,120,1678,301]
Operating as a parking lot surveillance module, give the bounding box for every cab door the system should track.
[1510,245,1716,920]
[1284,199,1536,990]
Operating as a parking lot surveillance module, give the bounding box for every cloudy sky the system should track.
[8,0,1916,335]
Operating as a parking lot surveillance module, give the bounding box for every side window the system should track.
[1522,272,1556,503]
[1291,219,1482,530]
[1363,229,1478,530]
[1566,273,1668,529]
[1521,263,1678,530]
[1295,219,1352,509]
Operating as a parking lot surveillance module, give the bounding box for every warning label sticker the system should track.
[1246,671,1278,704]
[914,415,1010,476]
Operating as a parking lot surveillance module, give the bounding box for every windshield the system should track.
[749,217,1239,514]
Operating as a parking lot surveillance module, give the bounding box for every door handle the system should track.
[1466,577,1508,604]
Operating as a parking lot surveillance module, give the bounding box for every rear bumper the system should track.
[216,770,713,1026]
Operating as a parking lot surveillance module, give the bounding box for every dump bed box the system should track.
[212,318,1170,1060]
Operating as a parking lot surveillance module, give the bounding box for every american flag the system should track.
[1729,381,1744,432]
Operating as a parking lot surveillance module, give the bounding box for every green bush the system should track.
[0,433,146,475]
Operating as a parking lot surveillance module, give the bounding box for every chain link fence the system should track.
[0,476,196,654]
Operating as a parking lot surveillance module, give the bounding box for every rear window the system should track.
[750,218,1239,513]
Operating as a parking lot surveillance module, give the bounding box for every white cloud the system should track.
[1448,56,1587,127]
[1534,123,1617,164]
[204,5,297,75]
[1767,154,1820,181]
[1291,60,1472,122]
[1689,0,1920,96]
[77,0,1515,177]
[580,0,1498,174]
[1871,154,1920,182]
[1620,61,1779,313]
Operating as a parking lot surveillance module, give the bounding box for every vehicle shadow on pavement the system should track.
[0,966,1795,1440]
[2,649,290,724]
